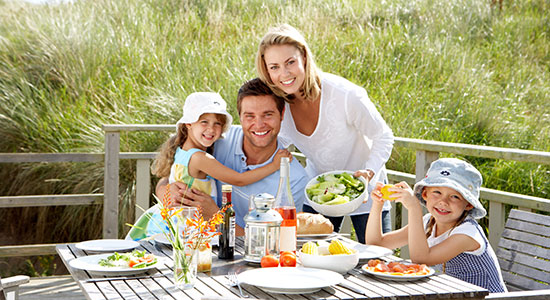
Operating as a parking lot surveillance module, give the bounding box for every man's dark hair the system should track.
[237,78,285,115]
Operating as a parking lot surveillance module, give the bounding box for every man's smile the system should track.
[252,130,269,136]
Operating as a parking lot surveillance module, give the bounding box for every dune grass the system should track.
[0,0,548,275]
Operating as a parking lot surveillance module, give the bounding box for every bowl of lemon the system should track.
[299,240,359,274]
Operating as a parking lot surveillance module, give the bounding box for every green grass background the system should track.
[0,0,548,275]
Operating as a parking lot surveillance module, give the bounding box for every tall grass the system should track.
[0,0,548,275]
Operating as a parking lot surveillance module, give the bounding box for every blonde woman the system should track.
[256,24,395,243]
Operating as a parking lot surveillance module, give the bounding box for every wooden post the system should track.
[415,150,439,183]
[488,201,505,249]
[103,131,120,239]
[340,215,352,235]
[135,159,151,222]
[390,203,397,231]
[402,150,439,227]
[400,150,439,258]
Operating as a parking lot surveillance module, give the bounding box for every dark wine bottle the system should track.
[218,184,235,259]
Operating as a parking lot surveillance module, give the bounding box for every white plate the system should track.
[238,267,343,294]
[153,235,171,246]
[297,233,338,240]
[352,244,393,260]
[69,254,161,276]
[75,239,139,253]
[361,264,435,281]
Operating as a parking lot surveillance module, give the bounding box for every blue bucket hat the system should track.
[413,158,486,219]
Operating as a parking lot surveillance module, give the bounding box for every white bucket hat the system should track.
[413,158,486,219]
[176,92,233,133]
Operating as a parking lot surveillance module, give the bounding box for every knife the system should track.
[337,282,368,295]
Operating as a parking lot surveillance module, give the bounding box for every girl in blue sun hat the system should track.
[366,158,507,292]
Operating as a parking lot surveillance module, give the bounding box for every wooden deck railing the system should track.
[1,124,549,258]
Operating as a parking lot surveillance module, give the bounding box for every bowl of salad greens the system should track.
[304,170,367,217]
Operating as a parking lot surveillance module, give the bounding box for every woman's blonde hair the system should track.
[255,24,321,103]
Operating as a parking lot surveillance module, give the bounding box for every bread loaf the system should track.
[297,212,334,234]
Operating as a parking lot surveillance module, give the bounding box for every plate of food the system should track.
[361,259,435,281]
[69,250,161,276]
[238,267,343,294]
[75,239,140,253]
[304,171,367,217]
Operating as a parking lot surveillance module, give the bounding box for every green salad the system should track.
[306,172,365,205]
[98,250,157,268]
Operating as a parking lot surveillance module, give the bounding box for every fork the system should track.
[227,271,248,298]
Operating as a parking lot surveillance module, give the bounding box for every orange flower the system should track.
[160,186,178,221]
[159,184,230,251]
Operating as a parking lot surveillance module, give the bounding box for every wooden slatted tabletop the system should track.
[57,236,489,300]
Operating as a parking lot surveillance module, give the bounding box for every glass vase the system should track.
[173,246,198,289]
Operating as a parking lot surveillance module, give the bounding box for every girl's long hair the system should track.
[151,123,216,178]
[426,211,469,274]
[256,24,321,103]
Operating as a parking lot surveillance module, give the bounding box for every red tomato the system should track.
[279,252,296,267]
[261,255,279,268]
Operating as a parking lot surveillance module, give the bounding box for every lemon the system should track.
[380,184,398,200]
[328,240,354,255]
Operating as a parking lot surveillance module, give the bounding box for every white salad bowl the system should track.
[304,170,367,217]
[299,245,359,274]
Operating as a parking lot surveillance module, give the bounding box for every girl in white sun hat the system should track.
[152,92,292,195]
[366,158,507,292]
[127,92,292,241]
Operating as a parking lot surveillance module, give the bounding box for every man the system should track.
[155,78,308,235]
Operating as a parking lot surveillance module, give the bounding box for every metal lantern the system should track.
[243,193,282,263]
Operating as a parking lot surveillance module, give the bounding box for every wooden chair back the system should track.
[496,209,550,291]
[0,276,6,300]
[0,275,30,300]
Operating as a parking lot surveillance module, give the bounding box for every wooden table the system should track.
[57,236,489,300]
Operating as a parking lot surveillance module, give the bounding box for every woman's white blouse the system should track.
[279,72,394,215]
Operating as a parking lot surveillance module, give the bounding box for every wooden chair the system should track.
[0,275,30,300]
[495,209,550,291]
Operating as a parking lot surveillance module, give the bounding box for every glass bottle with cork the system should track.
[274,157,296,253]
[218,184,235,259]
